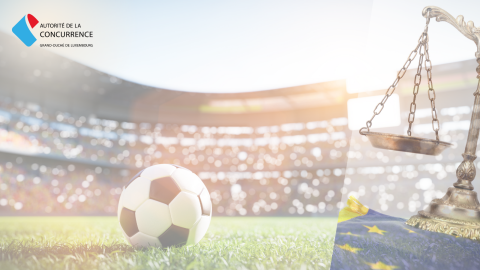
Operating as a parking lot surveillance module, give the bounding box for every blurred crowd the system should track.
[0,97,348,216]
[0,96,475,217]
[0,160,121,214]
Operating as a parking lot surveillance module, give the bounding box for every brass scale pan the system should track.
[362,131,452,156]
[359,5,454,156]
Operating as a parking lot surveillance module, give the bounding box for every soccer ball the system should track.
[117,164,212,248]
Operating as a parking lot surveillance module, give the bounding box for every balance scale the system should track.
[359,6,480,240]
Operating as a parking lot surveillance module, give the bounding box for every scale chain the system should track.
[360,11,441,140]
[424,32,440,141]
[359,31,425,135]
[406,38,425,136]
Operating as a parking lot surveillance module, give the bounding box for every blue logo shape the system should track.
[12,14,39,47]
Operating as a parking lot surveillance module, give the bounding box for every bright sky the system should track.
[0,0,479,93]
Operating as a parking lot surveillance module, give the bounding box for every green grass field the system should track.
[0,217,337,270]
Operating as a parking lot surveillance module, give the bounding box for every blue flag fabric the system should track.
[331,208,480,270]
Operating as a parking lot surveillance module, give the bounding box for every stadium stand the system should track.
[0,31,478,218]
[0,32,350,216]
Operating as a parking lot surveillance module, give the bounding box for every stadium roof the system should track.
[0,32,353,126]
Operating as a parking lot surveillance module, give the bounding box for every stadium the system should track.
[1,28,478,219]
[0,31,355,218]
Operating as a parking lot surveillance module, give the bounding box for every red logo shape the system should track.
[27,14,38,28]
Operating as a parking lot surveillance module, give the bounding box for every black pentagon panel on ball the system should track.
[198,188,212,216]
[149,177,181,204]
[124,169,145,189]
[119,207,139,237]
[158,224,189,248]
[171,164,191,172]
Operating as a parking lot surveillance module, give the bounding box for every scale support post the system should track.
[406,6,480,240]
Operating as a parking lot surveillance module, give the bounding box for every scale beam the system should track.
[423,6,480,58]
[406,6,480,240]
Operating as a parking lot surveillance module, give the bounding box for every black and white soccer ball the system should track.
[117,164,212,248]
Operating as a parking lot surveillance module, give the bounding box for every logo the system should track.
[12,14,39,47]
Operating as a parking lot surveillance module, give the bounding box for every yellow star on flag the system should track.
[363,225,386,235]
[336,243,363,254]
[340,232,361,236]
[403,228,416,233]
[365,261,399,270]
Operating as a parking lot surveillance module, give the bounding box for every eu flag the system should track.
[331,196,480,270]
